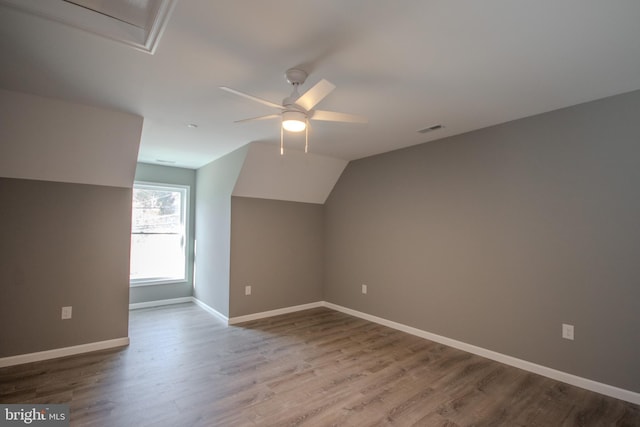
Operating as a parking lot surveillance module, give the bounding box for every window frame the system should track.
[129,181,190,287]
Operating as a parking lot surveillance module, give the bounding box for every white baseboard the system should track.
[129,296,193,310]
[322,302,640,406]
[192,297,229,325]
[228,301,324,325]
[6,300,634,405]
[0,337,130,368]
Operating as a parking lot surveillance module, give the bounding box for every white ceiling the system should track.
[1,1,640,169]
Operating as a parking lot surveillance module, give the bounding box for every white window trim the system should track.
[130,181,189,287]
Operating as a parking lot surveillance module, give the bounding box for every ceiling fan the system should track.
[220,68,367,154]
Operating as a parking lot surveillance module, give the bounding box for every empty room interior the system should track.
[1,1,639,425]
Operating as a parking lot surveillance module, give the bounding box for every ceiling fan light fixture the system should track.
[282,110,307,132]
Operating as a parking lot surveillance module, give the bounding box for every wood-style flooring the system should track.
[1,304,638,426]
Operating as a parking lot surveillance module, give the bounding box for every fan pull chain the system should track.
[280,125,284,155]
[305,119,309,153]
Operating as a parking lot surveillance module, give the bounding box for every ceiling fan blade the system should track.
[295,79,336,111]
[311,110,368,123]
[220,86,284,110]
[234,114,280,123]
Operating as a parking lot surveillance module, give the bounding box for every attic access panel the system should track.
[65,0,156,29]
[0,0,176,53]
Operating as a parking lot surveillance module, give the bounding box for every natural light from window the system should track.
[130,182,188,285]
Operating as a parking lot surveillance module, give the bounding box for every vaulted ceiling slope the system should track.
[1,1,640,169]
[233,142,348,204]
[0,89,142,188]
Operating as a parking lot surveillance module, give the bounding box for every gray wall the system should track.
[0,178,131,357]
[230,197,324,317]
[0,89,140,359]
[324,89,640,392]
[130,163,196,304]
[194,146,248,316]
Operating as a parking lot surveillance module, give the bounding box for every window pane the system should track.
[132,188,181,234]
[130,233,184,281]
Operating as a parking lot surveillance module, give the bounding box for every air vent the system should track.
[417,124,443,134]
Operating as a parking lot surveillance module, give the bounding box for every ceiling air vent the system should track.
[417,124,443,134]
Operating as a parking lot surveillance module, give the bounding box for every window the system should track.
[130,182,188,285]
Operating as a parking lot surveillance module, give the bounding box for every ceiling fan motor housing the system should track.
[282,94,305,109]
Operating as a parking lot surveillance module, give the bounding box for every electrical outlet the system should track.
[562,323,574,340]
[61,306,72,320]
[245,285,251,296]
[361,284,367,294]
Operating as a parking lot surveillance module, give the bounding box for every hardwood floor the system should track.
[1,303,638,426]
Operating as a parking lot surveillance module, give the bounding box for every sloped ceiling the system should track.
[1,1,640,169]
[0,89,143,188]
[233,142,348,204]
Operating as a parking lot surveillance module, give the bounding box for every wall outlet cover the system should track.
[562,323,574,340]
[61,306,72,320]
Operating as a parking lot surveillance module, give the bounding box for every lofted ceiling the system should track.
[1,1,640,169]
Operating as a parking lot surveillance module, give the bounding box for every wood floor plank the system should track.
[1,303,638,426]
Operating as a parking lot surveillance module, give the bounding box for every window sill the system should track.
[130,279,188,288]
